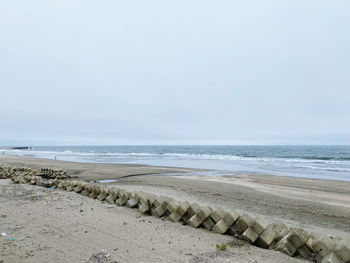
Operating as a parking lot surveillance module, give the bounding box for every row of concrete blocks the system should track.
[39,167,69,179]
[11,174,54,188]
[0,166,38,179]
[53,180,350,263]
[4,171,350,263]
[0,166,69,180]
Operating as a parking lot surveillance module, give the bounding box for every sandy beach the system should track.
[3,0,350,261]
[1,155,350,262]
[0,179,308,263]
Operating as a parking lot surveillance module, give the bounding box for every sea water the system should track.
[1,145,350,181]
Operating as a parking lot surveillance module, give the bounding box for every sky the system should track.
[1,0,350,146]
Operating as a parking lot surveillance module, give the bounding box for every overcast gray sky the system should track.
[1,0,350,145]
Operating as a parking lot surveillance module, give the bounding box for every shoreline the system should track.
[2,153,350,184]
[2,145,350,183]
[0,154,198,181]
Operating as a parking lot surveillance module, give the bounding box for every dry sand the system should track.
[117,175,350,239]
[0,180,306,263]
[1,155,350,262]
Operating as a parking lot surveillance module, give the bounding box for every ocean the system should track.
[1,145,350,181]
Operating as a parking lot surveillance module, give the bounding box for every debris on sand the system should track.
[88,251,118,263]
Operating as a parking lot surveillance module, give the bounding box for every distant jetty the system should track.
[8,147,32,150]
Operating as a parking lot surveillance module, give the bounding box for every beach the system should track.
[3,0,350,261]
[1,155,350,262]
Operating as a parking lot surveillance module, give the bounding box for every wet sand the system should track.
[0,154,195,180]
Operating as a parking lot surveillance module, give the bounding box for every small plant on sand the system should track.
[216,243,227,251]
[80,209,84,213]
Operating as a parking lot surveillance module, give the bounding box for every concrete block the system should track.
[168,211,183,222]
[197,206,212,221]
[288,228,309,248]
[187,203,201,216]
[69,181,78,188]
[88,192,98,199]
[274,223,289,242]
[36,177,43,187]
[268,241,277,250]
[117,190,127,199]
[41,180,53,188]
[177,201,190,216]
[111,190,119,198]
[105,195,116,204]
[151,205,168,217]
[183,203,201,223]
[124,191,133,200]
[148,195,157,206]
[94,186,103,195]
[23,176,31,183]
[81,189,90,196]
[167,200,180,214]
[11,176,18,183]
[321,253,343,263]
[20,177,27,184]
[73,184,83,193]
[240,227,259,244]
[229,214,254,235]
[79,182,87,189]
[335,238,350,262]
[251,216,269,235]
[89,184,98,196]
[97,191,108,201]
[169,201,190,222]
[256,224,277,248]
[188,214,202,228]
[138,194,151,205]
[210,207,227,223]
[138,203,150,214]
[109,188,119,196]
[202,217,215,231]
[312,235,337,257]
[182,214,192,223]
[223,209,240,226]
[150,196,170,217]
[306,233,318,253]
[105,191,118,204]
[212,219,230,234]
[275,235,297,256]
[297,245,312,260]
[153,196,171,208]
[116,196,127,206]
[126,198,139,208]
